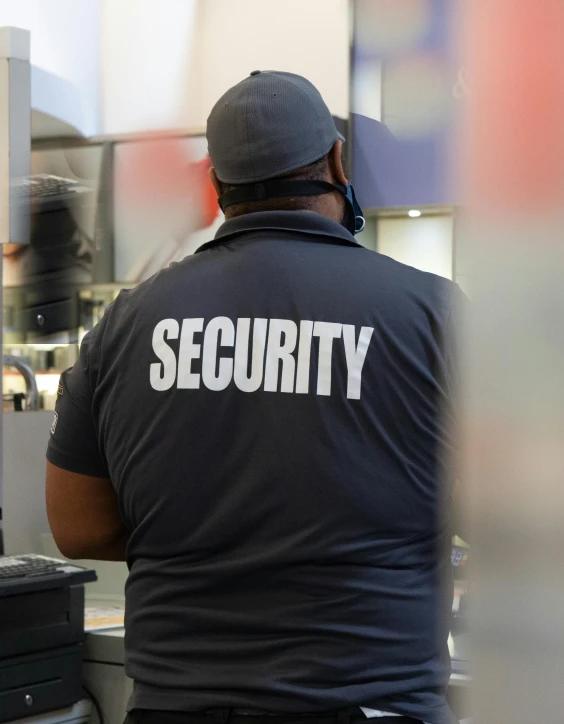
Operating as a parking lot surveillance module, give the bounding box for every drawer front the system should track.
[0,647,83,723]
[0,586,84,660]
[24,298,78,337]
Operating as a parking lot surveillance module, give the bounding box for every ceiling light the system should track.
[408,209,422,218]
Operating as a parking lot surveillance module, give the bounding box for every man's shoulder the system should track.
[106,243,460,325]
[117,255,207,304]
[370,248,450,283]
[360,248,459,310]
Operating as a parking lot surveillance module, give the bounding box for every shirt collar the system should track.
[195,210,362,254]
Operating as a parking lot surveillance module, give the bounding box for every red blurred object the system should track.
[195,156,221,229]
[463,0,564,210]
[118,134,220,229]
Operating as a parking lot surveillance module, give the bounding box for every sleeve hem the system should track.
[46,447,110,479]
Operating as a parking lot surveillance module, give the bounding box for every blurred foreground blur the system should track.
[459,1,564,721]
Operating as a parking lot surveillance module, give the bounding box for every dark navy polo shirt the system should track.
[47,211,460,724]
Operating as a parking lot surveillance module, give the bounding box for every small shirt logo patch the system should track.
[57,384,64,396]
[50,411,59,436]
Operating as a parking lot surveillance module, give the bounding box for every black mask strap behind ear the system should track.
[219,180,339,212]
[218,179,366,236]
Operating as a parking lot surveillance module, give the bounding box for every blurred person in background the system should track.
[116,137,220,282]
[46,71,462,724]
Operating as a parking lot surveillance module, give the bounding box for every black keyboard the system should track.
[23,174,91,200]
[12,173,93,213]
[0,554,63,580]
[0,554,96,596]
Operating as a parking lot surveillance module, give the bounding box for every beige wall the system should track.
[102,0,350,134]
[100,0,198,135]
[185,0,350,128]
[379,215,453,279]
[354,213,455,280]
[371,215,453,280]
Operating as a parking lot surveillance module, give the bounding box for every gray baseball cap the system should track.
[207,70,345,185]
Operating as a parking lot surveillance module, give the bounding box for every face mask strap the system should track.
[219,180,339,212]
[218,179,366,236]
[344,184,366,234]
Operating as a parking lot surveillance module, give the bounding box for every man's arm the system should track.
[45,309,131,562]
[46,461,129,561]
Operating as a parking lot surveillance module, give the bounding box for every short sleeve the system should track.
[46,328,109,478]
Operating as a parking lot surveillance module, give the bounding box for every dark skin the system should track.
[46,461,129,561]
[209,140,349,222]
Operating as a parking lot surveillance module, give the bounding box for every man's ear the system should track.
[329,140,348,186]
[209,167,223,198]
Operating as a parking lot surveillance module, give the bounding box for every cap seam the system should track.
[244,86,257,181]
